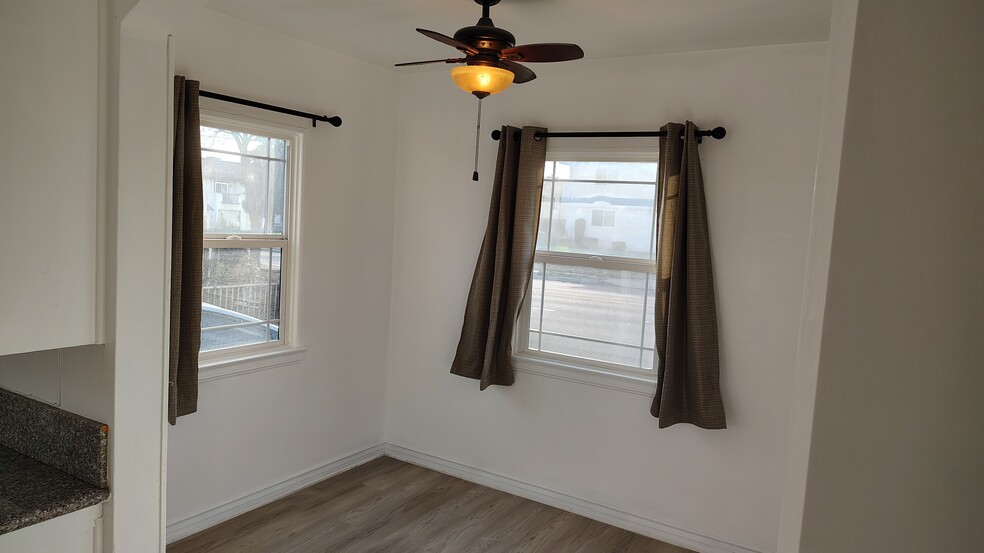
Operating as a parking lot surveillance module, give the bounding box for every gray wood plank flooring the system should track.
[167,457,695,553]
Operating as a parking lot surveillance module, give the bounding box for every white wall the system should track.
[165,9,397,529]
[386,43,827,553]
[799,1,984,552]
[776,1,857,550]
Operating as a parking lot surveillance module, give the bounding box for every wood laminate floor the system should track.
[167,456,695,553]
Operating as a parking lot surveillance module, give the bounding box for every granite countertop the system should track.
[0,387,110,535]
[0,445,110,534]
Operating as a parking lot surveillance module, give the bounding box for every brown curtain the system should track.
[451,126,547,389]
[168,76,204,425]
[651,121,726,429]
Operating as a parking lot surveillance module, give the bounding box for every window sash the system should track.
[518,156,659,378]
[198,113,299,360]
[200,120,294,238]
[518,257,656,377]
[200,245,288,356]
[203,238,287,249]
[200,147,287,163]
[532,250,655,273]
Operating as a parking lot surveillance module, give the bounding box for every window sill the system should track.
[512,353,656,396]
[198,346,306,383]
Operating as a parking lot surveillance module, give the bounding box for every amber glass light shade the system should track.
[450,65,514,97]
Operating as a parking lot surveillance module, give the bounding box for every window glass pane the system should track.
[537,264,649,367]
[529,262,543,332]
[201,126,270,157]
[642,349,654,370]
[541,334,642,368]
[644,273,656,349]
[554,161,657,183]
[270,159,287,235]
[201,247,282,352]
[528,332,540,350]
[537,182,552,251]
[538,181,655,259]
[201,127,287,236]
[270,138,287,160]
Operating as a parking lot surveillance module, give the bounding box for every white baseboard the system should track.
[166,442,764,553]
[165,443,385,544]
[384,443,765,553]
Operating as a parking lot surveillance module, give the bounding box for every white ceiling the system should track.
[205,0,833,70]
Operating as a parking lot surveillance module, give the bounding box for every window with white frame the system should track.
[198,116,299,356]
[516,154,659,378]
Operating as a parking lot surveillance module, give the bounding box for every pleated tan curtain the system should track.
[651,121,726,429]
[451,126,547,389]
[168,76,204,425]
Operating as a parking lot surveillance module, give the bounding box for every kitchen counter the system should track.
[0,446,109,534]
[0,387,109,536]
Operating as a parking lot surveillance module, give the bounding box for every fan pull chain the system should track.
[472,96,483,182]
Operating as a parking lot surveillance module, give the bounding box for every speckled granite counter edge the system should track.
[0,387,108,488]
[0,446,110,535]
[0,388,110,535]
[0,486,110,535]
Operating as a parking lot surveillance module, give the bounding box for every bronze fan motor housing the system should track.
[395,0,585,87]
[396,0,585,180]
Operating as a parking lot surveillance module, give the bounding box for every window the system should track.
[591,209,615,227]
[198,116,299,357]
[516,155,659,379]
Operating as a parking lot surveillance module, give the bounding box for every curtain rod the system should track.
[199,90,342,128]
[490,126,726,143]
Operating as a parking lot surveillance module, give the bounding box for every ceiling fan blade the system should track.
[501,60,537,84]
[500,43,584,63]
[395,58,465,67]
[416,28,479,56]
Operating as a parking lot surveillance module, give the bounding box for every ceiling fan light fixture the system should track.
[450,65,514,98]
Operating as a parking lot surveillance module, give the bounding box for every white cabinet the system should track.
[0,1,99,355]
[0,504,102,553]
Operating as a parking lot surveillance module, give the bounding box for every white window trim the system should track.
[199,345,307,383]
[512,147,660,393]
[197,112,304,368]
[513,353,656,396]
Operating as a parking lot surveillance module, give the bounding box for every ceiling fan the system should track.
[396,0,584,98]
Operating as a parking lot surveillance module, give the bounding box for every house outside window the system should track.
[516,153,659,380]
[198,115,300,357]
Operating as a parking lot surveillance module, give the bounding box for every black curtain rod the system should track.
[490,126,726,143]
[199,90,342,128]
